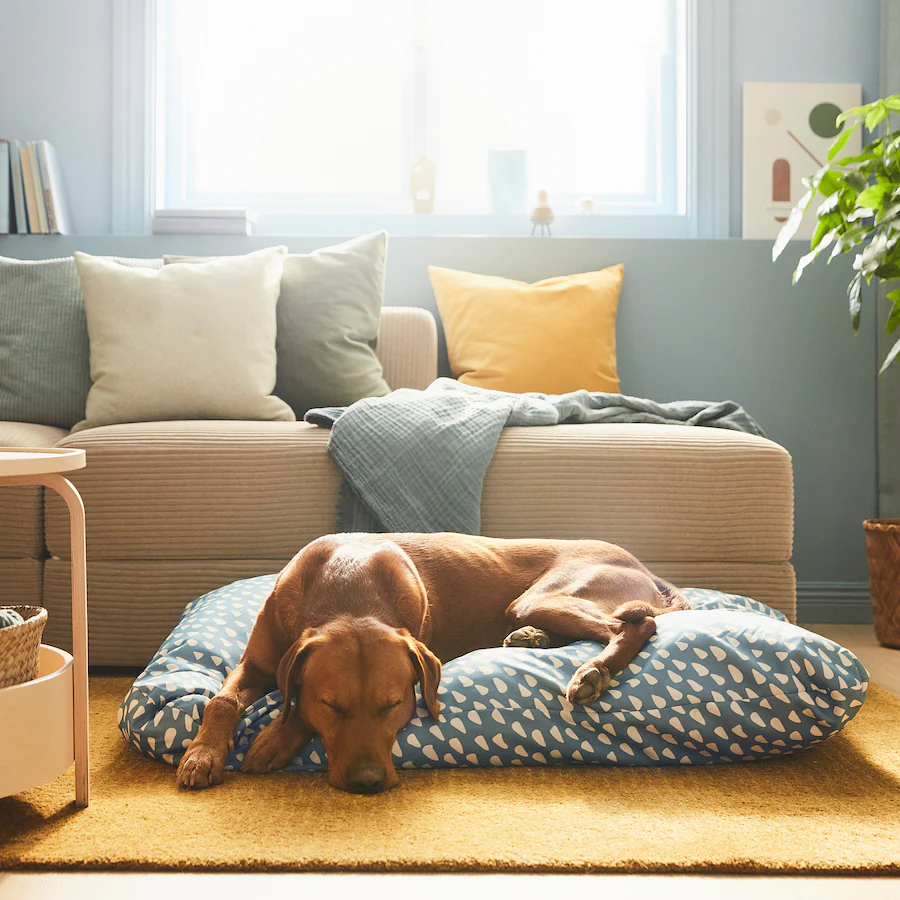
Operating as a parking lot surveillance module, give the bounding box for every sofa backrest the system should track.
[376,307,438,391]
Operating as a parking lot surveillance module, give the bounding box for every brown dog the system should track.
[176,533,688,793]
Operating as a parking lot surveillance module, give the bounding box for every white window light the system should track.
[154,0,690,235]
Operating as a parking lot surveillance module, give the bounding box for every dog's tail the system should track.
[612,579,691,624]
[654,578,691,612]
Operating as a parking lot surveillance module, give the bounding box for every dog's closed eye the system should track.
[321,699,346,717]
[379,700,402,716]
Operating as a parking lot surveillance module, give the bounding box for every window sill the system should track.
[153,212,695,239]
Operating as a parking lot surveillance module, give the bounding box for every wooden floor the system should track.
[2,873,900,900]
[2,624,897,900]
[810,624,900,694]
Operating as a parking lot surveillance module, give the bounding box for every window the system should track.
[155,0,688,233]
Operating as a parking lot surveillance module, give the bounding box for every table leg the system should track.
[44,474,90,808]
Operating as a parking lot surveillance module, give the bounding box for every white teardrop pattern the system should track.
[120,579,868,773]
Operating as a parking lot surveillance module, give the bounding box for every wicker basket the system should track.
[0,606,48,689]
[863,519,900,649]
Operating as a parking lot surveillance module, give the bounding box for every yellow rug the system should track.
[1,677,899,873]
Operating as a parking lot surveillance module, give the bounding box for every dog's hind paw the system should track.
[503,626,550,649]
[566,663,611,705]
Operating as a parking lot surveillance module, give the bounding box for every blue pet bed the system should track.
[119,576,868,770]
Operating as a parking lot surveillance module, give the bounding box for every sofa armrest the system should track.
[0,421,69,561]
[376,306,438,391]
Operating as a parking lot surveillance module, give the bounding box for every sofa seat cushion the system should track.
[48,421,793,565]
[49,421,338,562]
[119,577,867,772]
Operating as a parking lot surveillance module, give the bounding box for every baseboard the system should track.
[796,581,873,624]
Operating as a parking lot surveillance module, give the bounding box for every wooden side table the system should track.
[0,448,89,807]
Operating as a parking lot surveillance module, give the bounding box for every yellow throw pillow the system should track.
[430,264,623,395]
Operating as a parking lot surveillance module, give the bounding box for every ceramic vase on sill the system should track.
[487,150,528,215]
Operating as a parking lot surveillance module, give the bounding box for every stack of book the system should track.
[0,139,72,234]
[151,209,256,235]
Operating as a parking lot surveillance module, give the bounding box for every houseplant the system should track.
[773,94,900,647]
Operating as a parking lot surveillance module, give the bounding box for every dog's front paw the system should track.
[503,625,550,649]
[176,741,227,790]
[566,662,611,705]
[241,723,298,774]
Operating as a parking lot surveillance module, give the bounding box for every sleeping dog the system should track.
[176,533,688,793]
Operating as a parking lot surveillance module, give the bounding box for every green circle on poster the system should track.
[809,102,844,138]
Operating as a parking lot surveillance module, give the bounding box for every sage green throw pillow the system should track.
[73,246,294,432]
[0,255,162,430]
[165,232,391,416]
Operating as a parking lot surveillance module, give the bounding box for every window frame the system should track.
[112,0,730,237]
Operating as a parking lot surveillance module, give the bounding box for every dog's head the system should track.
[275,540,441,794]
[278,619,441,793]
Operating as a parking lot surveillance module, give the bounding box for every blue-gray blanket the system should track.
[305,378,765,534]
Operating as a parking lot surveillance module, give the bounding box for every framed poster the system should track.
[742,82,862,240]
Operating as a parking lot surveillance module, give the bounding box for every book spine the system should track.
[27,142,49,233]
[41,142,72,235]
[36,140,58,233]
[0,141,9,234]
[8,140,28,233]
[44,189,57,233]
[19,146,40,234]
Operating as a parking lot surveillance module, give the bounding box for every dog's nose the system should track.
[347,763,386,794]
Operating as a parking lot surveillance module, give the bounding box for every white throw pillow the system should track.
[72,246,294,431]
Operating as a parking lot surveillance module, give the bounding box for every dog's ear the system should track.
[276,627,319,724]
[368,542,430,636]
[399,629,442,720]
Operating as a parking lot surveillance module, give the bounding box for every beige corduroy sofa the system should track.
[0,306,796,665]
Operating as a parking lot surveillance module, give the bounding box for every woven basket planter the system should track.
[863,519,900,649]
[0,606,48,689]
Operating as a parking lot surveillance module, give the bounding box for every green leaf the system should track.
[829,225,872,262]
[827,123,859,161]
[857,183,898,208]
[772,186,814,261]
[875,260,900,280]
[886,288,900,335]
[860,232,890,278]
[795,228,838,284]
[878,200,900,224]
[880,335,900,374]
[866,101,888,131]
[836,149,880,166]
[816,192,841,217]
[848,272,863,332]
[848,206,875,222]
[809,211,842,251]
[837,102,875,124]
[843,171,870,193]
[884,95,900,112]
[818,169,844,197]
